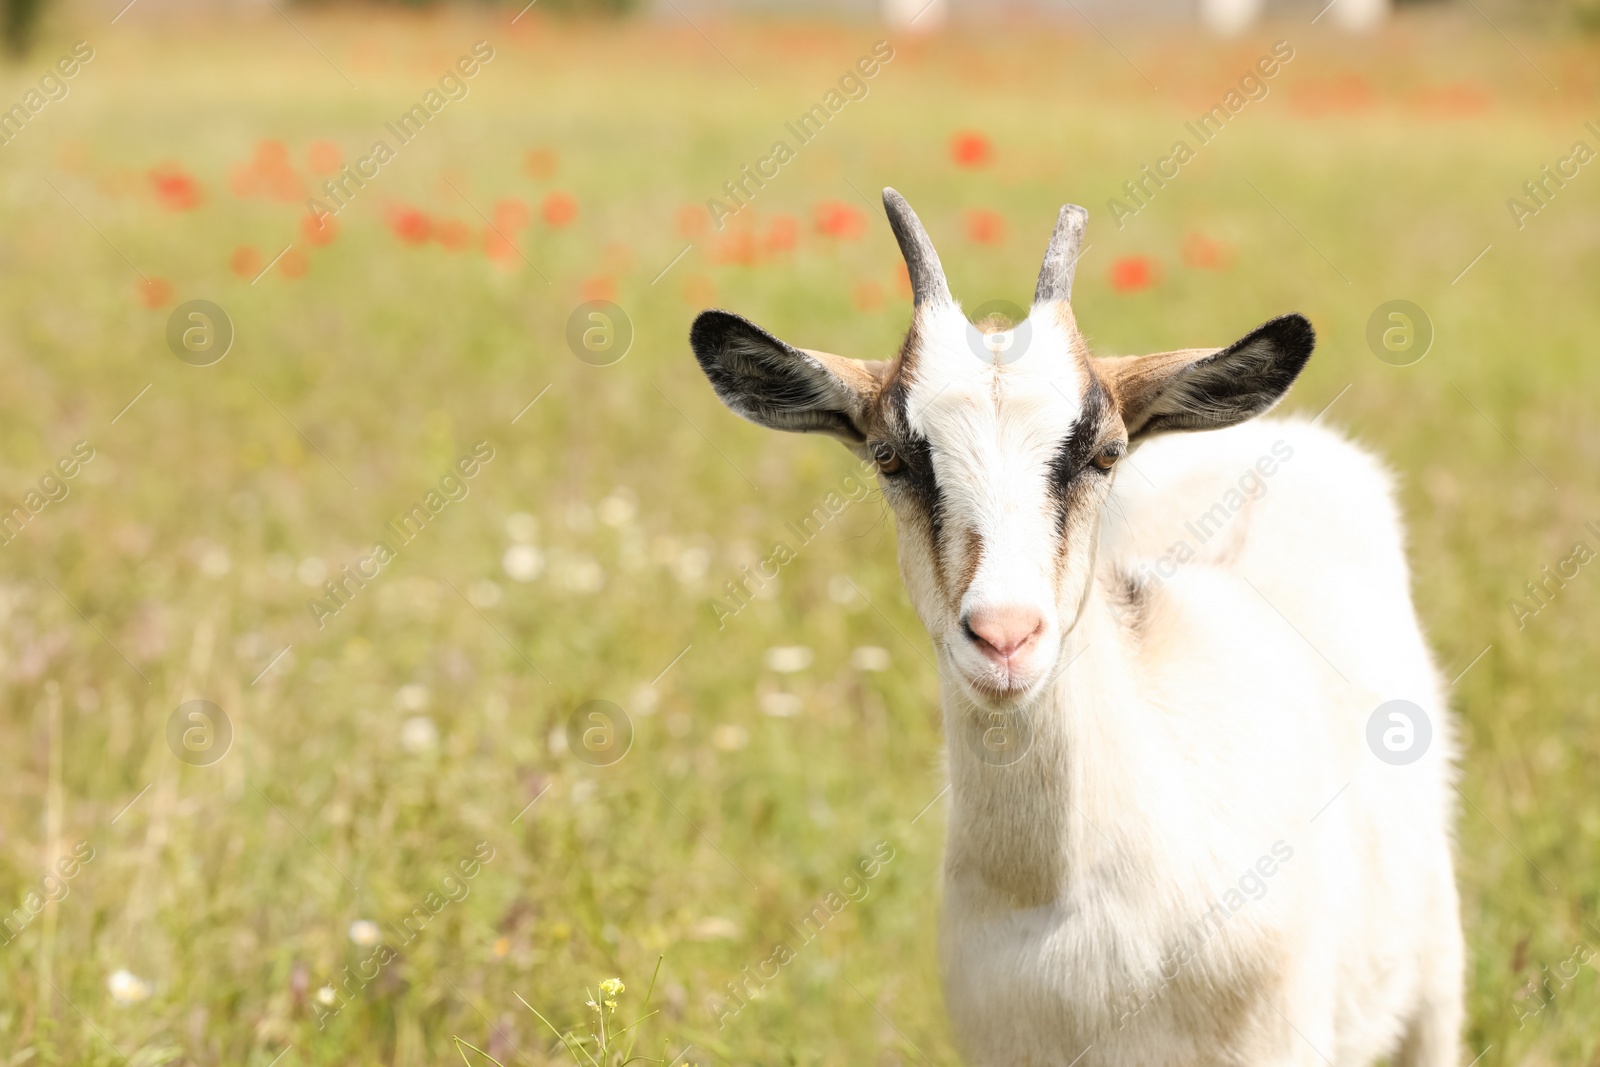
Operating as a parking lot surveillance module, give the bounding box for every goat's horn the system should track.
[1034,204,1089,305]
[883,187,950,307]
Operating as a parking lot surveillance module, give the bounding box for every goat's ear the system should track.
[689,309,886,450]
[1098,314,1315,441]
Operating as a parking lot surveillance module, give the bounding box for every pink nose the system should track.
[964,606,1045,664]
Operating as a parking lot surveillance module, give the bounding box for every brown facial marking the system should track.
[955,526,985,605]
[1093,346,1219,439]
[893,316,922,378]
[871,341,952,604]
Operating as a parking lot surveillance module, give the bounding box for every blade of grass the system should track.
[516,991,602,1067]
[623,957,666,1062]
[453,1036,509,1067]
[612,1009,661,1039]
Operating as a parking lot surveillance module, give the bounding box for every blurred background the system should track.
[0,0,1596,1062]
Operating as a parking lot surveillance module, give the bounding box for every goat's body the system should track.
[938,418,1462,1067]
[690,191,1464,1066]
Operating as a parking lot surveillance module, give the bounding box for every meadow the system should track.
[0,4,1597,1064]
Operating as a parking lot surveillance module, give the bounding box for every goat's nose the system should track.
[963,606,1045,664]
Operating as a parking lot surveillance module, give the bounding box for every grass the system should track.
[0,6,1597,1064]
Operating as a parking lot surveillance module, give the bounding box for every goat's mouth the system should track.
[948,649,1053,708]
[943,616,1057,707]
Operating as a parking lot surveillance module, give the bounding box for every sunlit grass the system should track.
[0,8,1596,1065]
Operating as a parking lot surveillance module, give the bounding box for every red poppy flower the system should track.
[1180,232,1232,271]
[541,192,577,227]
[493,198,529,232]
[1291,74,1376,117]
[301,211,338,246]
[435,219,472,251]
[138,277,174,308]
[766,215,797,252]
[257,140,290,166]
[950,131,992,168]
[1110,256,1160,292]
[814,201,866,240]
[307,141,343,176]
[387,206,431,245]
[526,148,558,180]
[150,165,202,211]
[230,246,263,278]
[1410,83,1491,120]
[966,208,1005,244]
[279,249,308,279]
[714,231,760,266]
[893,262,912,299]
[483,227,519,263]
[227,141,303,201]
[581,276,616,302]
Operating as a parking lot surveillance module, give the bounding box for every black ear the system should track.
[1103,314,1316,440]
[689,310,885,446]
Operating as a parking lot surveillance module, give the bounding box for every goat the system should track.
[688,189,1463,1066]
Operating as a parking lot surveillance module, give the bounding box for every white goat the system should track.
[689,189,1463,1066]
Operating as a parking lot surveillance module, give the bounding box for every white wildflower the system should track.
[400,716,438,753]
[348,919,381,946]
[108,969,152,1005]
[597,491,637,527]
[764,646,813,673]
[711,724,749,751]
[851,646,891,672]
[502,544,544,582]
[396,683,430,711]
[759,692,802,718]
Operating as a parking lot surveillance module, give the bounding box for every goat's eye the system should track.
[1091,443,1124,472]
[872,443,904,476]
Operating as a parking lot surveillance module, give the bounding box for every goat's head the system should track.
[690,188,1315,709]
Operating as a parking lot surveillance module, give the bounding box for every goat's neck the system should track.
[940,583,1140,909]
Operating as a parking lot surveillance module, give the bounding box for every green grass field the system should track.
[0,6,1597,1064]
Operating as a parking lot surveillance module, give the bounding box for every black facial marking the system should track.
[877,374,944,544]
[1047,378,1113,529]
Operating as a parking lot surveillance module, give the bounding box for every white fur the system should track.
[932,414,1463,1066]
[906,302,1088,694]
[692,274,1462,1063]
